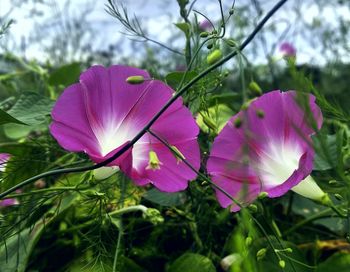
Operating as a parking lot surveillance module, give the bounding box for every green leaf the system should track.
[168,253,216,272]
[165,71,198,90]
[0,108,26,125]
[313,134,339,170]
[48,62,81,87]
[143,188,186,207]
[6,92,54,126]
[316,253,350,272]
[196,104,234,134]
[175,23,190,39]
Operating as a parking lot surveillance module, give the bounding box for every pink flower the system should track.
[279,42,296,58]
[199,19,213,31]
[0,198,19,207]
[207,91,323,211]
[50,65,200,192]
[0,153,11,172]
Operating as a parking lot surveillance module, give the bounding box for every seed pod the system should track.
[207,49,223,65]
[126,75,145,84]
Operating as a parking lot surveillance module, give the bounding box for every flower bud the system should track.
[279,260,286,268]
[248,81,262,96]
[126,75,145,84]
[207,49,222,65]
[245,236,253,246]
[200,32,209,38]
[248,204,258,213]
[256,248,267,260]
[334,193,343,200]
[206,43,214,49]
[226,38,237,47]
[234,117,242,128]
[258,192,268,199]
[256,109,265,118]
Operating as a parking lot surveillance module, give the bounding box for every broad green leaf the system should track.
[313,134,339,170]
[291,194,344,232]
[143,188,186,207]
[168,253,216,272]
[316,253,350,272]
[48,62,81,87]
[0,108,26,125]
[175,23,191,38]
[165,71,198,90]
[6,92,54,126]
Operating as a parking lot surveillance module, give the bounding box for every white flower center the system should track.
[96,121,135,157]
[257,141,302,187]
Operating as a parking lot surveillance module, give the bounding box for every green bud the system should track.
[207,43,214,49]
[248,204,258,213]
[126,75,145,84]
[245,236,253,247]
[258,192,268,199]
[234,117,242,128]
[256,109,265,118]
[212,30,218,35]
[200,31,209,38]
[207,49,222,65]
[229,8,234,15]
[226,38,237,47]
[248,81,262,96]
[143,208,164,225]
[334,193,343,200]
[279,260,286,268]
[285,248,293,253]
[223,70,230,77]
[256,248,267,260]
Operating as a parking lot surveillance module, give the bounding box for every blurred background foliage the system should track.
[1,0,350,271]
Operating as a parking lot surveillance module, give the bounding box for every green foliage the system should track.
[316,253,350,272]
[48,63,81,88]
[1,1,350,271]
[0,108,26,125]
[168,253,216,272]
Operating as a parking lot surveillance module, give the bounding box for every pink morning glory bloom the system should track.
[50,65,200,192]
[0,153,11,172]
[207,90,324,211]
[279,42,296,58]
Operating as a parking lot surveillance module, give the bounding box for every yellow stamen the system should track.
[146,150,162,170]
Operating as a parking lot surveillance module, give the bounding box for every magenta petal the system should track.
[50,65,200,192]
[0,198,19,207]
[0,153,11,172]
[207,90,323,211]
